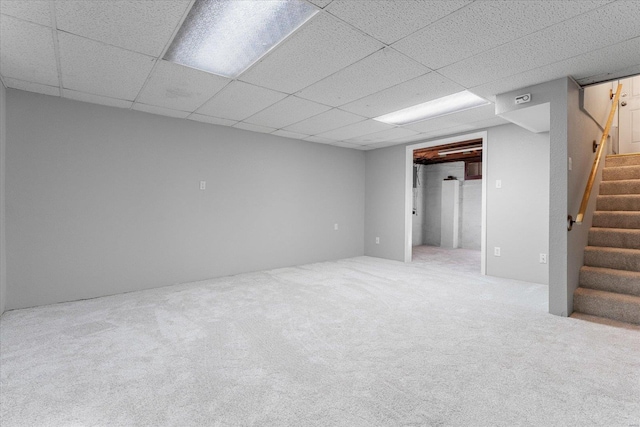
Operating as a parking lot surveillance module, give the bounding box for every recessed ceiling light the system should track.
[164,0,318,78]
[374,91,490,126]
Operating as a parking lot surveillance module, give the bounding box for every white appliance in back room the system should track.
[440,177,460,249]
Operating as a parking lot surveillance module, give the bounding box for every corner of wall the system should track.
[566,78,609,315]
[495,77,570,316]
[1,82,7,316]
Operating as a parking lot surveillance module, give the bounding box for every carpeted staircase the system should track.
[572,153,640,327]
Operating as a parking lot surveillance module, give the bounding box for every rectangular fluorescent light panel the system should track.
[164,0,318,78]
[374,91,490,126]
[438,145,482,156]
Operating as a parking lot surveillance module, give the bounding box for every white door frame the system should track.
[404,131,488,275]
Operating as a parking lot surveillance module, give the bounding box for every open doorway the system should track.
[583,74,640,155]
[404,131,487,274]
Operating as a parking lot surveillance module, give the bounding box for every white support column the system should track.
[441,179,460,249]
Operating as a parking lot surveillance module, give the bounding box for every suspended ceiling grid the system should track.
[1,0,639,150]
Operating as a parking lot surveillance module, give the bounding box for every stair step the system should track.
[579,266,640,297]
[573,287,640,325]
[592,211,640,229]
[570,312,640,331]
[588,227,640,249]
[574,154,640,330]
[606,154,640,167]
[595,194,640,211]
[599,179,640,195]
[583,246,640,272]
[602,164,640,181]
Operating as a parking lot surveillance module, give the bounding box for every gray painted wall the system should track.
[566,80,607,314]
[364,146,406,261]
[461,179,482,251]
[495,77,603,315]
[485,125,549,285]
[0,83,6,316]
[582,80,617,131]
[581,81,618,154]
[497,79,568,314]
[5,91,365,310]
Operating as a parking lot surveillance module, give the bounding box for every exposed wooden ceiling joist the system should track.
[413,138,482,165]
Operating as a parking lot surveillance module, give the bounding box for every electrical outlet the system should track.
[568,157,572,171]
[375,237,380,244]
[495,180,502,189]
[199,181,206,190]
[540,253,547,264]
[494,247,501,256]
[334,223,338,231]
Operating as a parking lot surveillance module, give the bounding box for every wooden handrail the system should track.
[568,83,622,230]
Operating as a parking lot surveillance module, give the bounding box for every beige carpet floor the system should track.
[1,246,638,426]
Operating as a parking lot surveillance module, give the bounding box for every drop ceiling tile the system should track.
[393,1,613,70]
[437,42,546,89]
[233,122,277,134]
[340,72,465,118]
[283,109,365,135]
[469,67,565,102]
[438,1,639,88]
[468,69,559,102]
[243,96,331,129]
[272,130,310,140]
[347,127,420,144]
[405,104,496,133]
[326,0,470,44]
[54,0,190,57]
[0,0,51,26]
[470,36,640,100]
[296,47,429,107]
[188,114,237,127]
[414,125,478,141]
[4,78,60,97]
[137,61,229,112]
[364,140,409,149]
[423,115,510,137]
[0,15,58,86]
[405,114,471,135]
[442,124,485,135]
[578,64,640,87]
[240,13,382,93]
[58,32,155,100]
[560,35,640,82]
[330,141,367,150]
[388,133,431,144]
[196,81,287,121]
[315,119,394,141]
[307,0,333,8]
[62,89,133,109]
[132,103,190,119]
